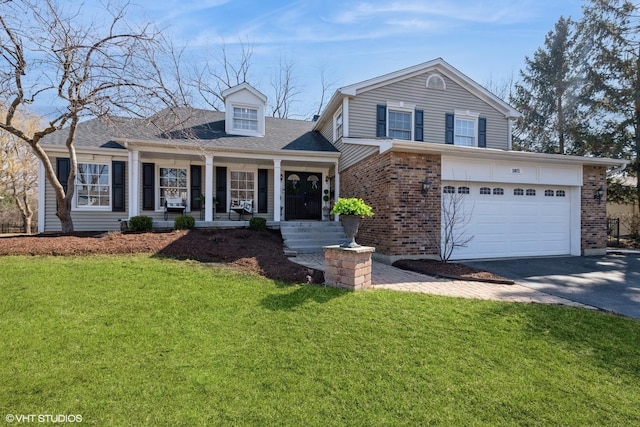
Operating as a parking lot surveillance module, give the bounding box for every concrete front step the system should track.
[280,221,347,255]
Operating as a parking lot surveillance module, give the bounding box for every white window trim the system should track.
[333,107,343,142]
[232,105,258,131]
[73,162,111,211]
[156,164,190,212]
[229,103,263,137]
[426,73,446,90]
[228,167,258,208]
[453,109,479,147]
[387,101,415,141]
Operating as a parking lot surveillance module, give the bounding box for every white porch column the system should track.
[128,150,140,217]
[204,155,214,221]
[37,160,45,233]
[273,159,282,222]
[333,161,340,222]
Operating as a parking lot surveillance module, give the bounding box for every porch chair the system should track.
[229,199,254,221]
[164,197,186,220]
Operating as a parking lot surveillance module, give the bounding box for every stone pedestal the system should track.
[323,245,375,291]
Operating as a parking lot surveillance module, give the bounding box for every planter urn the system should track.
[340,215,362,248]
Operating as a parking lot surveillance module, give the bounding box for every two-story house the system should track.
[38,58,626,261]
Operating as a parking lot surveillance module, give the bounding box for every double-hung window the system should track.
[455,118,475,146]
[76,163,110,209]
[230,171,255,201]
[447,110,485,147]
[159,167,188,208]
[388,110,411,140]
[334,108,343,141]
[233,107,258,131]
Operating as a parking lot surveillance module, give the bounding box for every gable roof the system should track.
[314,58,521,130]
[40,107,337,153]
[221,82,268,104]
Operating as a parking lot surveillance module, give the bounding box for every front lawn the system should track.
[1,256,639,426]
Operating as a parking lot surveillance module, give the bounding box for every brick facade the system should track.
[581,165,608,254]
[340,153,608,260]
[340,151,441,260]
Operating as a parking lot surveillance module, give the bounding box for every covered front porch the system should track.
[123,141,341,226]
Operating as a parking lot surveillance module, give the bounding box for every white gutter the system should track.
[117,138,340,160]
[344,138,628,168]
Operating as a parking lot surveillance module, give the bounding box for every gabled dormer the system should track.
[222,83,267,137]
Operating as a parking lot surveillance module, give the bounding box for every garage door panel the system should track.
[444,182,573,260]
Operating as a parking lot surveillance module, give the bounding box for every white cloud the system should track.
[328,0,533,25]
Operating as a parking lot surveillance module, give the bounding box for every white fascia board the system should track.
[313,91,345,131]
[344,138,628,168]
[390,140,628,168]
[40,144,129,158]
[342,137,395,153]
[340,58,521,119]
[221,82,268,103]
[117,138,340,161]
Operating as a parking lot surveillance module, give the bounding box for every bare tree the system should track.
[0,0,184,232]
[423,185,474,262]
[312,65,339,119]
[191,38,254,110]
[270,56,301,118]
[483,72,516,102]
[0,111,39,233]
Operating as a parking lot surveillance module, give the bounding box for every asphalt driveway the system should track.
[465,253,640,319]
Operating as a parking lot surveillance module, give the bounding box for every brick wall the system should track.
[340,151,441,258]
[581,165,608,253]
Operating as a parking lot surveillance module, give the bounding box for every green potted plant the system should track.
[322,189,331,220]
[330,197,374,247]
[196,194,218,220]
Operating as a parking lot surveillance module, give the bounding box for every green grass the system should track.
[1,255,639,426]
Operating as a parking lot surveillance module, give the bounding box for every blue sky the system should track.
[130,0,584,118]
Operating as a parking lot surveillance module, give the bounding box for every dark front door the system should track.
[285,172,322,220]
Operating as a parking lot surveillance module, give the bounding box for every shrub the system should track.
[619,213,639,239]
[330,198,374,218]
[249,217,267,230]
[174,215,195,230]
[128,216,153,232]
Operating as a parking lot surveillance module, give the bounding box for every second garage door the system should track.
[443,182,573,260]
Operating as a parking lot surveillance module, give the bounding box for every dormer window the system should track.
[233,107,258,131]
[222,83,267,137]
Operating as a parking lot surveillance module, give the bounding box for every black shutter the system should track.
[142,162,155,211]
[478,117,487,148]
[112,160,126,212]
[415,109,424,142]
[190,165,202,210]
[445,113,454,145]
[376,104,387,137]
[258,169,268,213]
[56,157,71,193]
[216,166,227,213]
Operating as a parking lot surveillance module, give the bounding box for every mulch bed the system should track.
[0,229,324,284]
[0,228,512,285]
[393,259,514,284]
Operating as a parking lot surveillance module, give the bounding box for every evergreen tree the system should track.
[577,0,640,208]
[512,17,584,154]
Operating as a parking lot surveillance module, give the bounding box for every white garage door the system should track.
[443,182,572,260]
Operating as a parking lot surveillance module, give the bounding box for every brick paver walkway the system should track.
[291,253,590,308]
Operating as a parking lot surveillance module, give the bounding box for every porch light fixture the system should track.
[594,186,604,204]
[421,178,431,196]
